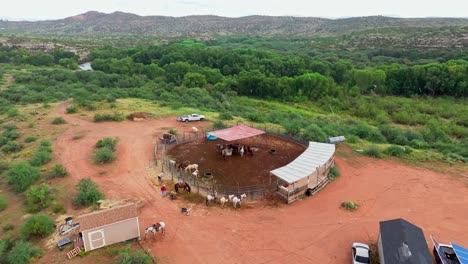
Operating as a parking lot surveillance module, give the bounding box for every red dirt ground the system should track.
[167,134,306,186]
[51,102,468,264]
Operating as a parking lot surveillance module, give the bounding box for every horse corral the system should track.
[166,133,306,188]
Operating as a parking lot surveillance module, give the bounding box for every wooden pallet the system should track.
[66,247,81,259]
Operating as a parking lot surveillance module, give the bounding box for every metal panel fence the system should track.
[161,154,277,200]
[153,124,312,201]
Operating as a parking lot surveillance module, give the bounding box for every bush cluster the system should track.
[0,239,41,264]
[73,178,104,207]
[93,137,118,164]
[51,117,67,124]
[93,113,124,122]
[19,214,55,239]
[24,136,37,143]
[363,145,382,158]
[47,164,68,178]
[0,195,7,211]
[26,184,52,212]
[341,201,359,210]
[6,162,40,193]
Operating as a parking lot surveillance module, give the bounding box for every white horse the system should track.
[220,196,229,208]
[144,222,166,239]
[206,191,217,206]
[185,164,198,173]
[239,146,245,157]
[232,194,247,208]
[191,126,198,133]
[192,169,199,178]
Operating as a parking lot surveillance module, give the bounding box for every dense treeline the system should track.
[89,41,468,98]
[0,47,79,69]
[0,42,466,161]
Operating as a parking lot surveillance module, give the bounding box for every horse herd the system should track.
[206,191,247,208]
[216,144,256,160]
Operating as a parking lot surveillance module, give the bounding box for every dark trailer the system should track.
[377,218,433,264]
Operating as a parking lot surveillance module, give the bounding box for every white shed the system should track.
[270,142,335,203]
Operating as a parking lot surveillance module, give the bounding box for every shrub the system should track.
[167,128,178,135]
[3,223,14,232]
[93,113,124,122]
[350,124,386,143]
[303,124,327,142]
[26,184,51,212]
[39,139,51,147]
[47,164,68,178]
[363,145,382,158]
[379,125,408,145]
[6,240,41,264]
[410,140,429,149]
[213,120,226,129]
[341,201,359,210]
[24,136,37,143]
[19,214,55,239]
[283,120,302,136]
[328,166,340,181]
[219,112,233,120]
[3,124,17,131]
[115,246,152,264]
[66,105,78,114]
[96,137,118,151]
[2,129,20,140]
[94,148,116,164]
[0,136,8,147]
[29,151,52,167]
[52,202,66,214]
[6,108,19,117]
[6,162,40,193]
[346,135,359,144]
[1,142,24,153]
[384,145,405,157]
[0,161,9,174]
[0,237,14,264]
[0,195,6,211]
[51,117,67,125]
[73,178,104,207]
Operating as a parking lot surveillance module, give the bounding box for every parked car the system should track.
[177,114,205,122]
[352,243,371,264]
[433,244,460,264]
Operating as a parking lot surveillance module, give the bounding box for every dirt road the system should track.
[53,102,468,264]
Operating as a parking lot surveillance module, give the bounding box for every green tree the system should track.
[294,73,330,100]
[6,162,40,193]
[163,62,191,85]
[183,72,207,88]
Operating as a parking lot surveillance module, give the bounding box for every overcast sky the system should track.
[1,0,468,21]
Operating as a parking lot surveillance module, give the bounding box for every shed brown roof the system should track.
[78,203,138,231]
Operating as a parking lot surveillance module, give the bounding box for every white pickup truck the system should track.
[177,114,205,122]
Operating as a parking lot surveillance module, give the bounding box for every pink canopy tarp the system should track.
[207,125,265,141]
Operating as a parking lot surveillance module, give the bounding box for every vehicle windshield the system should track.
[355,256,370,263]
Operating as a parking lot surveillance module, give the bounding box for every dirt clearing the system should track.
[50,102,468,264]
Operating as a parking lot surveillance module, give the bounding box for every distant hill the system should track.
[1,11,468,37]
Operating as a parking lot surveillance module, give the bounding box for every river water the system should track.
[78,62,93,71]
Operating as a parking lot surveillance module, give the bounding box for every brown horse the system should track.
[174,181,191,192]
